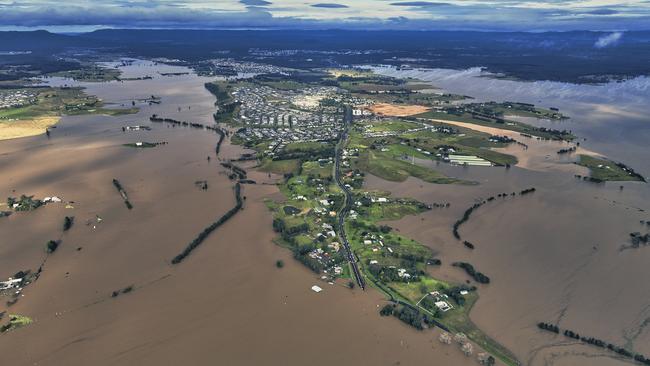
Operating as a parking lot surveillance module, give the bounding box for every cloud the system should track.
[583,8,619,15]
[594,31,623,48]
[311,3,349,8]
[240,0,272,5]
[390,1,450,6]
[0,0,648,31]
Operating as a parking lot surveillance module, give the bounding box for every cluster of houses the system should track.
[0,89,37,110]
[199,59,291,77]
[233,85,343,128]
[233,85,347,155]
[0,277,23,291]
[238,127,341,157]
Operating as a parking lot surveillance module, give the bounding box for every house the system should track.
[435,301,452,312]
[0,278,23,290]
[311,285,323,293]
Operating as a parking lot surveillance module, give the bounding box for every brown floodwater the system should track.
[365,123,650,365]
[367,65,650,365]
[0,61,480,366]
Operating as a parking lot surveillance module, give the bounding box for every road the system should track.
[334,106,366,290]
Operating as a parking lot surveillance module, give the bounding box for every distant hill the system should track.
[2,29,650,83]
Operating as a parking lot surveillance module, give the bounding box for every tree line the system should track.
[453,188,536,241]
[537,322,650,365]
[452,262,490,284]
[149,114,227,156]
[112,179,132,209]
[171,183,243,264]
[221,162,247,180]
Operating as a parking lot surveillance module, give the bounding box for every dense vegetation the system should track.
[46,240,60,253]
[452,262,490,284]
[63,216,74,231]
[6,195,43,211]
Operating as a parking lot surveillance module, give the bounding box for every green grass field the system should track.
[259,159,302,175]
[0,87,137,122]
[49,65,121,82]
[0,314,33,333]
[356,149,469,184]
[577,155,644,182]
[365,201,426,221]
[301,160,333,178]
[365,119,421,133]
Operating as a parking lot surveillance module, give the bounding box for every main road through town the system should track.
[335,106,366,290]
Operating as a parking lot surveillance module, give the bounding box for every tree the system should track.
[46,240,59,253]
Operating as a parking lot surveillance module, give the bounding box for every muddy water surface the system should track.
[365,128,650,365]
[0,61,478,366]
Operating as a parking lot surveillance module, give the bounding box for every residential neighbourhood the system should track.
[0,90,37,110]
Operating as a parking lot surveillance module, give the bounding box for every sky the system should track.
[0,0,649,32]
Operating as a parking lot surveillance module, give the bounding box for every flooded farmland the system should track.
[366,66,650,365]
[0,61,480,366]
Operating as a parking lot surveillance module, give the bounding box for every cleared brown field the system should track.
[0,116,59,140]
[368,103,430,117]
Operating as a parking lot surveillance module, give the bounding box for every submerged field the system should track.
[1,59,649,366]
[0,86,137,140]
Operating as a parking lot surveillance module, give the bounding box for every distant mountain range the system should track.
[2,29,650,83]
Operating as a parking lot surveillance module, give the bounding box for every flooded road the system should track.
[0,61,479,366]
